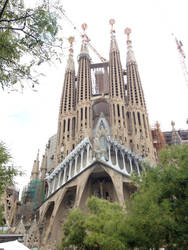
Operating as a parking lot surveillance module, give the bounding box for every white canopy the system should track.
[0,240,30,250]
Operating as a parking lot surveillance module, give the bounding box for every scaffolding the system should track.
[22,179,45,210]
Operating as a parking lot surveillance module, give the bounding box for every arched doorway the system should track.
[79,165,118,212]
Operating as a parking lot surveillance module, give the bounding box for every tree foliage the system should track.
[60,145,188,250]
[0,142,22,224]
[0,0,63,89]
[125,145,188,250]
[60,197,126,250]
[0,142,21,196]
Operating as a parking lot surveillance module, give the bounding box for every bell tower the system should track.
[76,24,92,142]
[125,28,155,163]
[108,19,128,145]
[56,37,76,165]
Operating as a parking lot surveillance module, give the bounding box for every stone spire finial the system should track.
[171,121,182,145]
[125,27,136,63]
[171,120,175,130]
[80,23,89,55]
[30,150,40,181]
[66,36,75,72]
[109,19,119,51]
[40,149,47,181]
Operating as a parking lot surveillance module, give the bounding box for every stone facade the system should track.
[12,22,156,249]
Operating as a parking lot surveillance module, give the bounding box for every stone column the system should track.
[108,144,112,164]
[115,147,118,167]
[47,181,51,197]
[81,149,84,170]
[62,166,66,184]
[74,156,78,176]
[57,170,62,188]
[135,160,140,176]
[69,161,72,179]
[128,156,133,173]
[86,144,90,165]
[52,177,56,193]
[122,152,129,175]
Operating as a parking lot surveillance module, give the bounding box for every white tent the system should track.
[0,240,30,250]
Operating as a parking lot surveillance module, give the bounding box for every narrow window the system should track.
[143,114,146,128]
[137,112,141,126]
[85,107,87,119]
[81,108,83,121]
[117,104,120,117]
[63,120,66,133]
[68,118,70,132]
[133,112,136,125]
[122,106,125,119]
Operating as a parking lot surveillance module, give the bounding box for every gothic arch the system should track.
[49,186,77,245]
[78,164,119,212]
[42,201,55,230]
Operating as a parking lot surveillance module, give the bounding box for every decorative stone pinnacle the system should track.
[124,27,132,44]
[171,120,175,130]
[68,36,74,54]
[109,19,115,36]
[81,23,89,43]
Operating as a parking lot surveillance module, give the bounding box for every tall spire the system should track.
[56,38,76,164]
[109,19,125,100]
[30,150,39,181]
[59,37,76,114]
[76,23,92,142]
[125,27,146,108]
[125,27,155,164]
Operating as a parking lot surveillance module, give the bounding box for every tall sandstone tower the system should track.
[55,22,155,167]
[14,21,156,250]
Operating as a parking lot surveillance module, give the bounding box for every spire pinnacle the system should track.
[79,23,89,55]
[66,36,75,71]
[31,150,40,181]
[109,19,119,51]
[109,19,115,37]
[125,27,136,63]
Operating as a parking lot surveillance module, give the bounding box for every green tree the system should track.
[124,145,188,250]
[0,141,22,224]
[0,0,63,89]
[60,197,126,250]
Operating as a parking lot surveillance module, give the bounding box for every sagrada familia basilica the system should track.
[2,20,159,249]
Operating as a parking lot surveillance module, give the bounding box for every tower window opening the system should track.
[68,118,70,132]
[122,106,125,119]
[133,112,136,125]
[77,111,79,130]
[81,108,83,121]
[113,104,115,123]
[143,114,146,128]
[117,104,120,117]
[72,117,76,138]
[85,107,87,119]
[58,122,61,144]
[63,120,66,133]
[137,112,141,126]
